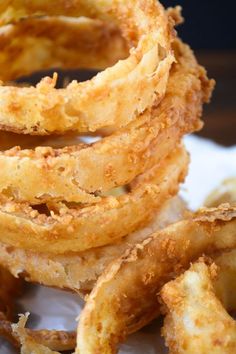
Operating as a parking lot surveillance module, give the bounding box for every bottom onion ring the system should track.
[161,250,236,354]
[1,196,185,352]
[0,196,184,352]
[0,198,186,296]
[10,205,236,354]
[76,205,236,354]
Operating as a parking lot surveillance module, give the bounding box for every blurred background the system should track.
[163,0,236,145]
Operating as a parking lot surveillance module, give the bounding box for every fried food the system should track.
[205,178,236,207]
[76,205,236,354]
[11,204,236,354]
[0,39,211,205]
[0,0,174,134]
[0,2,215,353]
[0,196,185,351]
[0,145,189,254]
[0,196,186,296]
[161,251,236,354]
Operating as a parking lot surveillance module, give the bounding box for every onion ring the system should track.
[76,205,236,353]
[0,196,186,296]
[0,39,212,204]
[161,251,236,354]
[0,0,174,134]
[0,145,189,254]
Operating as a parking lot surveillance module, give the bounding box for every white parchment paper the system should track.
[1,135,236,354]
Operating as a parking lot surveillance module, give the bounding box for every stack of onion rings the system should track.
[0,39,212,255]
[0,1,216,353]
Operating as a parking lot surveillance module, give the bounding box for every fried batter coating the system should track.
[0,145,189,253]
[0,0,174,134]
[161,251,236,354]
[0,40,212,205]
[76,205,236,353]
[0,196,186,295]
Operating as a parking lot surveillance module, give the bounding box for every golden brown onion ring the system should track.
[0,16,128,80]
[0,40,213,204]
[0,145,189,254]
[76,205,236,354]
[0,196,186,296]
[161,252,236,354]
[0,0,174,134]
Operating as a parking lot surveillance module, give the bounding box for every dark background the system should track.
[162,1,236,145]
[163,0,236,49]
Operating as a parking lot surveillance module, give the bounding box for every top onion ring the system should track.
[0,0,174,134]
